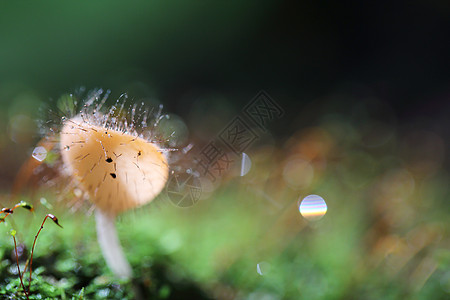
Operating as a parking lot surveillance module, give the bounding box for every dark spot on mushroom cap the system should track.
[106,157,113,163]
[138,151,142,156]
[110,173,117,179]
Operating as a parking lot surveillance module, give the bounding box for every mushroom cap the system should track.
[60,116,169,215]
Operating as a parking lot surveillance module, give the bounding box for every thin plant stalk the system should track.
[20,259,29,282]
[2,204,60,298]
[1,202,33,229]
[12,235,29,300]
[28,214,62,293]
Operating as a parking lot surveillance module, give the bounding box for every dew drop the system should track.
[32,146,47,162]
[299,194,327,221]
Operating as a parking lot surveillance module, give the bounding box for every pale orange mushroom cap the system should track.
[60,116,169,216]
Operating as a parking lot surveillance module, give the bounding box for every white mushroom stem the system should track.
[60,116,169,279]
[95,209,132,279]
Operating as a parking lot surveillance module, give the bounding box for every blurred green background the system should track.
[0,1,449,299]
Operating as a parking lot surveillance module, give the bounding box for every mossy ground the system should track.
[1,184,449,299]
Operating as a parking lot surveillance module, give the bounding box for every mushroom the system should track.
[60,115,169,278]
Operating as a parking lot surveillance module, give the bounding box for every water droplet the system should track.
[299,195,327,221]
[32,146,47,162]
[256,261,271,276]
[240,153,252,176]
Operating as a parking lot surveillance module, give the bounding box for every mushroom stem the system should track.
[95,209,132,279]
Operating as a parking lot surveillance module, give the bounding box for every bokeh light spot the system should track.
[240,152,252,176]
[256,261,271,276]
[32,146,47,162]
[299,195,327,221]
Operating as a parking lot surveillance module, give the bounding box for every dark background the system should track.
[0,0,449,180]
[0,2,449,299]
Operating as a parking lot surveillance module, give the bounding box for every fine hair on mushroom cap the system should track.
[42,89,173,278]
[60,116,169,216]
[52,89,171,215]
